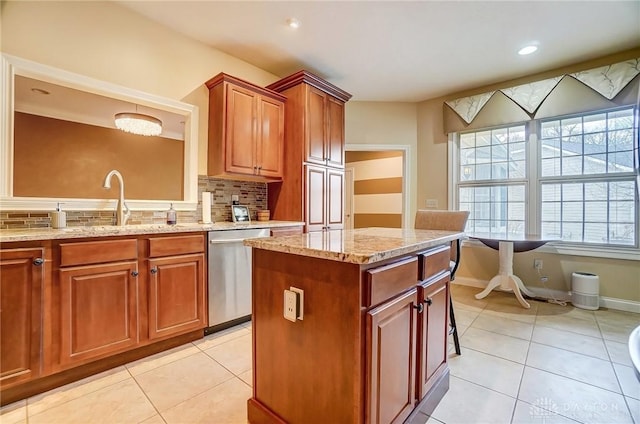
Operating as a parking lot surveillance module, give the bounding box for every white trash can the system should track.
[571,272,599,310]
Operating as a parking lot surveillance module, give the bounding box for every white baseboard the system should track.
[452,277,640,313]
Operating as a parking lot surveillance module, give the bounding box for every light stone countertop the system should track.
[244,227,463,264]
[0,221,305,242]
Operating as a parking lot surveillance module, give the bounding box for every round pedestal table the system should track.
[471,234,551,309]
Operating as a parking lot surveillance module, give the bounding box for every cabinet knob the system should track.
[131,271,139,277]
[413,303,424,313]
[150,267,158,274]
[424,298,433,306]
[33,258,44,266]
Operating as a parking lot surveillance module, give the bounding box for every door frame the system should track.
[344,167,354,230]
[344,144,411,229]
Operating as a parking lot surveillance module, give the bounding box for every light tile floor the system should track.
[1,285,639,424]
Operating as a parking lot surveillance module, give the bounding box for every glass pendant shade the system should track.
[114,112,162,136]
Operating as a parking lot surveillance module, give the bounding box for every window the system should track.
[458,125,528,237]
[455,106,638,249]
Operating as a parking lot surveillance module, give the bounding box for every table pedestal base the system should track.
[474,241,535,309]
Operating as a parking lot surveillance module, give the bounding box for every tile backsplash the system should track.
[0,176,267,229]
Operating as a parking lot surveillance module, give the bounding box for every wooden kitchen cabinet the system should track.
[305,164,344,231]
[58,239,139,366]
[267,70,351,232]
[306,86,345,168]
[59,261,139,366]
[206,73,285,181]
[0,248,45,387]
[417,272,450,399]
[248,238,454,424]
[366,289,418,424]
[147,235,206,341]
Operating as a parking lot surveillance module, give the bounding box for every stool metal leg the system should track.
[449,296,461,355]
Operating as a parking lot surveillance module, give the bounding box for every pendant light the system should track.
[114,105,162,136]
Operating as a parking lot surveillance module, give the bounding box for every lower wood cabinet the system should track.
[0,248,45,387]
[367,288,418,424]
[148,253,206,341]
[0,232,208,405]
[417,272,450,399]
[59,261,139,365]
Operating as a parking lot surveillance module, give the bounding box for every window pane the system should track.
[492,144,508,161]
[609,129,634,152]
[542,221,561,239]
[477,131,491,146]
[541,138,560,158]
[583,113,606,133]
[609,223,635,245]
[562,202,583,222]
[584,132,606,153]
[542,202,561,221]
[585,201,607,222]
[584,154,607,174]
[509,126,526,142]
[541,121,560,138]
[608,109,634,130]
[460,133,475,149]
[508,185,525,201]
[610,181,635,200]
[610,201,636,223]
[609,151,634,172]
[562,117,583,135]
[584,223,608,244]
[541,158,561,177]
[584,182,608,201]
[562,183,583,201]
[562,156,582,175]
[541,184,561,201]
[563,222,583,241]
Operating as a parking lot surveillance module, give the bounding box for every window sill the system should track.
[462,238,640,261]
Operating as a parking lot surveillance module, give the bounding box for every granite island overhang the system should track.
[244,227,463,424]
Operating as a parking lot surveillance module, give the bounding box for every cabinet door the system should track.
[366,288,418,424]
[256,95,284,178]
[305,164,327,232]
[305,86,327,166]
[225,83,257,175]
[0,248,44,387]
[148,254,206,341]
[59,261,138,365]
[326,168,344,230]
[326,97,345,168]
[417,273,450,399]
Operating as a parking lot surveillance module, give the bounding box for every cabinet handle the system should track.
[131,271,139,277]
[33,258,44,266]
[150,267,158,274]
[424,298,433,306]
[413,303,424,313]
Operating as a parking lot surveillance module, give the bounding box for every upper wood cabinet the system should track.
[206,73,285,181]
[266,71,351,231]
[0,248,45,388]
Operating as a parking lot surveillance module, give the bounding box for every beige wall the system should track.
[415,50,640,304]
[344,102,418,226]
[0,1,280,175]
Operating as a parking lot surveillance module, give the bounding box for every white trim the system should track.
[599,296,640,314]
[447,133,456,208]
[1,54,199,211]
[452,278,640,313]
[345,144,411,229]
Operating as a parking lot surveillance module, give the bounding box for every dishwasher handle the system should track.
[210,238,257,244]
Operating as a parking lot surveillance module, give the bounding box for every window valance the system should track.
[444,58,640,133]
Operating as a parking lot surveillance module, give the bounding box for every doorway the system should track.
[344,146,408,229]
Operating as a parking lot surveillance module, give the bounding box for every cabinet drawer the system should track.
[148,234,205,258]
[418,245,450,281]
[59,239,137,267]
[365,257,418,307]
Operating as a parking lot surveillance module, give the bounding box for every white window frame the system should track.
[448,109,640,261]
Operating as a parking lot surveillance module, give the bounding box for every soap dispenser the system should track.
[167,203,177,225]
[51,203,67,229]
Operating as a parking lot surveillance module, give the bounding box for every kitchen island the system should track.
[244,228,463,424]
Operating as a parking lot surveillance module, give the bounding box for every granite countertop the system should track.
[244,227,463,264]
[0,221,305,242]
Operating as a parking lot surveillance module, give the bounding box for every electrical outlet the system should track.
[290,286,304,320]
[284,290,297,322]
[426,199,438,209]
[534,259,543,270]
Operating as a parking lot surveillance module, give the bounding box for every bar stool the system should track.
[415,210,469,355]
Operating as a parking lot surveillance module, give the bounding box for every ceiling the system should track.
[117,1,640,102]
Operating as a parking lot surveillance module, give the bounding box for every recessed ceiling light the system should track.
[287,18,300,29]
[518,45,538,56]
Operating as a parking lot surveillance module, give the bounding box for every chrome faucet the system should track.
[102,169,131,226]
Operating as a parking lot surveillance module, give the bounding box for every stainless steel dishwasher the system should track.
[206,228,270,333]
